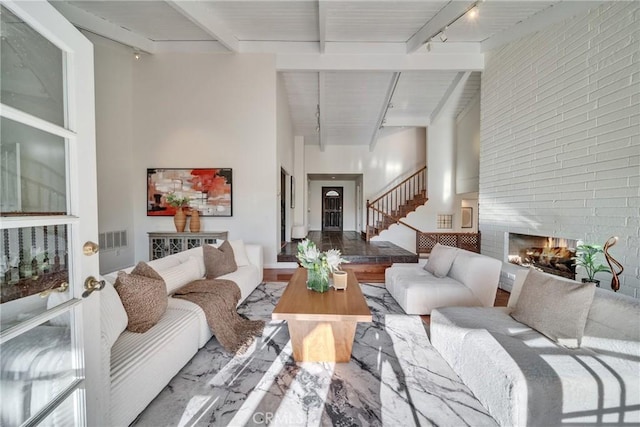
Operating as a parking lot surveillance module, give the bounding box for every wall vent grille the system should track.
[99,230,127,251]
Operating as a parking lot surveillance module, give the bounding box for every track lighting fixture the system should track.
[133,51,140,60]
[429,2,480,45]
[468,5,479,19]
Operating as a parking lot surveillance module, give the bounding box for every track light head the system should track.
[468,5,479,19]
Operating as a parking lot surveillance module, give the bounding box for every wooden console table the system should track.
[272,268,372,362]
[148,231,228,260]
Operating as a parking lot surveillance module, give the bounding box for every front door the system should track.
[322,187,343,231]
[0,1,100,425]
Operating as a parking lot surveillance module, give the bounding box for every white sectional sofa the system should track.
[431,269,640,426]
[100,242,263,427]
[385,245,502,314]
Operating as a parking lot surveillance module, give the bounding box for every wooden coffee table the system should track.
[272,267,372,363]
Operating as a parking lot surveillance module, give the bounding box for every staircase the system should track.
[366,166,427,241]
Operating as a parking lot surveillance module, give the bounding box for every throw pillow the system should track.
[511,269,596,348]
[100,280,129,348]
[158,256,202,294]
[507,269,530,309]
[229,240,250,267]
[424,243,459,278]
[131,261,163,280]
[146,255,182,273]
[114,262,167,333]
[203,241,238,279]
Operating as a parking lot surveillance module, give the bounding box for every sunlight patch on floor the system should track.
[224,339,293,426]
[177,395,219,427]
[273,361,335,426]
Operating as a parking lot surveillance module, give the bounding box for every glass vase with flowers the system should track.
[296,239,348,292]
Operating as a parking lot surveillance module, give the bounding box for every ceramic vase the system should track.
[332,270,348,290]
[189,210,201,232]
[174,208,187,232]
[306,266,330,293]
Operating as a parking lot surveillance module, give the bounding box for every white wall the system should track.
[480,3,640,296]
[305,127,426,230]
[383,117,469,252]
[129,53,279,265]
[277,74,295,242]
[308,180,356,231]
[293,136,306,228]
[89,33,136,274]
[456,93,480,195]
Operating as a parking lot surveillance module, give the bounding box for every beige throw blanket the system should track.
[173,279,264,354]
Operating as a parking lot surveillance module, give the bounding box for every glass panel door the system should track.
[0,6,65,126]
[0,1,99,425]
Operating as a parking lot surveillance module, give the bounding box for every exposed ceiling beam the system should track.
[318,72,327,152]
[276,53,483,71]
[370,72,400,152]
[166,1,239,53]
[318,1,327,54]
[481,1,604,52]
[153,41,230,54]
[243,41,448,55]
[406,1,475,54]
[50,1,156,53]
[383,117,430,128]
[429,71,470,124]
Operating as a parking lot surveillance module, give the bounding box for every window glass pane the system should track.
[1,118,67,215]
[0,312,78,426]
[1,225,70,324]
[39,388,85,427]
[0,5,65,126]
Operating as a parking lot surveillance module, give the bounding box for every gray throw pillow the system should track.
[424,243,459,278]
[511,269,596,348]
[114,262,167,333]
[204,241,238,279]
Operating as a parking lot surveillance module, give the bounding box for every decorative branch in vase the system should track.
[166,193,190,232]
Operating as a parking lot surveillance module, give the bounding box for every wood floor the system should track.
[263,267,511,325]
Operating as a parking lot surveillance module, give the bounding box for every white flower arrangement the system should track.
[296,239,348,273]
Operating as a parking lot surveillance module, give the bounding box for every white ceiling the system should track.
[51,1,599,150]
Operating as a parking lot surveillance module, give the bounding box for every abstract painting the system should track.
[147,168,232,217]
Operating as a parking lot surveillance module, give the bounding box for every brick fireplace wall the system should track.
[480,3,639,296]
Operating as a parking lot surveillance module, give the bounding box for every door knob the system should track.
[83,241,100,256]
[83,276,106,298]
[40,282,69,298]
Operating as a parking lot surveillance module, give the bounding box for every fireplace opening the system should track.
[507,233,577,280]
